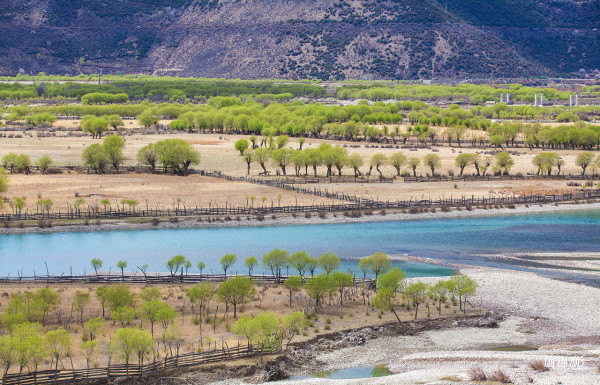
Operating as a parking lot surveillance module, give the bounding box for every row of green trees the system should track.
[234,137,520,177]
[373,272,478,321]
[1,153,53,175]
[336,83,571,103]
[80,135,201,175]
[5,97,600,150]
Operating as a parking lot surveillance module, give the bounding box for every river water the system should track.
[1,209,599,281]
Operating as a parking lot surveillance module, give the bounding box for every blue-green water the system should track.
[288,365,393,381]
[0,210,599,280]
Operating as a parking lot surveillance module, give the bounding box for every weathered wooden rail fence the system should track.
[2,189,599,222]
[1,344,275,385]
[0,273,375,287]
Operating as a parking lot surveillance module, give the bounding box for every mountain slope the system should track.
[0,0,598,79]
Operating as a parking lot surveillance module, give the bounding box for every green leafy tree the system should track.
[358,258,369,279]
[318,252,340,275]
[244,256,258,276]
[36,155,53,174]
[197,261,206,275]
[104,284,136,313]
[111,306,136,327]
[389,152,407,176]
[348,153,364,177]
[81,116,109,139]
[155,139,201,175]
[35,287,61,326]
[495,152,514,175]
[13,197,26,215]
[103,114,123,129]
[403,281,429,320]
[13,323,46,374]
[235,139,249,155]
[220,254,237,277]
[117,260,127,277]
[45,328,72,370]
[167,255,188,276]
[73,291,91,324]
[186,282,213,319]
[242,148,253,175]
[283,276,303,307]
[0,334,16,377]
[428,280,450,315]
[271,148,292,175]
[330,271,353,314]
[449,275,479,313]
[82,143,110,173]
[139,287,161,302]
[532,152,560,176]
[305,274,330,310]
[306,257,319,277]
[455,153,474,176]
[252,147,270,174]
[102,134,126,173]
[110,327,155,372]
[408,157,420,177]
[370,153,387,177]
[576,152,595,175]
[287,251,310,277]
[140,300,170,335]
[216,277,256,318]
[81,340,98,369]
[423,153,442,176]
[83,318,103,341]
[376,267,405,292]
[365,252,391,280]
[137,109,159,128]
[262,248,289,283]
[136,143,158,172]
[372,288,402,322]
[90,258,103,276]
[281,311,307,347]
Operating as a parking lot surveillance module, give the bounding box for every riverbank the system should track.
[1,200,599,235]
[256,265,600,385]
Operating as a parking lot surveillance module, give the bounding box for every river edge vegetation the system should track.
[0,250,477,380]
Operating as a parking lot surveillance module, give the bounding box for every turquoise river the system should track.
[0,209,599,282]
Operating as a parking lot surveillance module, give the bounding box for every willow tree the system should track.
[455,153,474,176]
[423,154,442,176]
[216,276,255,318]
[389,152,407,176]
[262,248,289,283]
[576,152,595,175]
[403,281,429,319]
[318,252,340,275]
[220,254,237,277]
[370,153,387,177]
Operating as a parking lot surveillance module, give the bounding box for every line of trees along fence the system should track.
[3,190,600,222]
[1,344,274,385]
[402,174,598,183]
[0,273,375,287]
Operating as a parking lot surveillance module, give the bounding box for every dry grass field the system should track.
[0,281,462,372]
[1,130,591,177]
[4,174,339,211]
[1,129,594,210]
[323,179,578,203]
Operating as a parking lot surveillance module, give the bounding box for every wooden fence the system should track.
[1,344,274,385]
[0,272,375,287]
[2,188,600,222]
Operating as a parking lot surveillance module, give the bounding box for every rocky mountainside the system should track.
[0,0,598,79]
